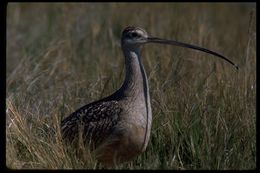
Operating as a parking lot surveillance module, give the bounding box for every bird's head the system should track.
[121,26,148,46]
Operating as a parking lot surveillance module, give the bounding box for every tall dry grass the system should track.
[6,3,256,169]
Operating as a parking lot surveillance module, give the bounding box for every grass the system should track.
[6,3,256,169]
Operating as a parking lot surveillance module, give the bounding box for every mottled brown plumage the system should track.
[61,100,121,148]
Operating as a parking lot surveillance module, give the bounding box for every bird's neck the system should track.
[120,47,148,99]
[119,46,152,151]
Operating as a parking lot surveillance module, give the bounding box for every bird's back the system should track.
[61,98,122,148]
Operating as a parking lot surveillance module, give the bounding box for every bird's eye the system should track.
[131,32,139,38]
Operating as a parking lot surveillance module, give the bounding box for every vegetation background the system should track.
[6,3,256,169]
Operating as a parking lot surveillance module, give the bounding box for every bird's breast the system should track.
[117,100,152,150]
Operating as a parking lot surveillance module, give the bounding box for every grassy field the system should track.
[6,3,256,169]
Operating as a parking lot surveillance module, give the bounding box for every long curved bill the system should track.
[147,37,238,70]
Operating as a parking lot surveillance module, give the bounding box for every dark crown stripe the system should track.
[122,26,145,35]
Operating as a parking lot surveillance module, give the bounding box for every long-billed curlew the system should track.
[60,26,238,166]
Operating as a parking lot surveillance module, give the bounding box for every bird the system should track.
[60,26,238,167]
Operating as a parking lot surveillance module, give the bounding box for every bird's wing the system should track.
[61,100,122,147]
